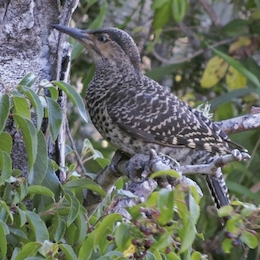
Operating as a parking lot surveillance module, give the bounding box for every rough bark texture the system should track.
[0,0,72,174]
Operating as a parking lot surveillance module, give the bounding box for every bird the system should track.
[52,24,246,210]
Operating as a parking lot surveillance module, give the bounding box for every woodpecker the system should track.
[53,24,246,209]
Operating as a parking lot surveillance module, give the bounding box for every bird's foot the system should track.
[231,149,251,161]
[158,152,180,167]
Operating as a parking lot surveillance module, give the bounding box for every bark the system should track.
[0,0,77,177]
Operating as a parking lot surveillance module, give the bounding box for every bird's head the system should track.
[52,25,141,72]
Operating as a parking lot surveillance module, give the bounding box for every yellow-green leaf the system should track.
[226,66,247,89]
[201,56,228,88]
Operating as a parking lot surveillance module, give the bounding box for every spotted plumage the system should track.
[53,24,246,209]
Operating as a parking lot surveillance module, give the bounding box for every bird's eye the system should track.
[97,34,108,43]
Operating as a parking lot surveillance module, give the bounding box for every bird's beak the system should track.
[52,24,92,42]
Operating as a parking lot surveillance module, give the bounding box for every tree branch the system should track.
[199,0,221,27]
[152,38,234,65]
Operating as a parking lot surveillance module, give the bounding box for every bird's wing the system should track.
[107,77,240,154]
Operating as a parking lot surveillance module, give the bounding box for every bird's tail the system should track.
[205,167,230,209]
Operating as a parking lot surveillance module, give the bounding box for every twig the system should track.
[179,151,250,175]
[199,0,221,27]
[65,119,87,175]
[152,38,234,65]
[216,108,260,135]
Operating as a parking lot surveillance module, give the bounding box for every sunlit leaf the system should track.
[201,56,228,88]
[150,169,181,179]
[212,47,260,91]
[240,231,258,248]
[18,72,37,87]
[229,36,251,54]
[13,96,31,119]
[218,205,234,217]
[226,66,247,89]
[222,238,233,253]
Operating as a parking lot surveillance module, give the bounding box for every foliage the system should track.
[2,0,260,260]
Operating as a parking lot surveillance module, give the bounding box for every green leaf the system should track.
[151,232,172,250]
[0,200,14,223]
[150,169,181,179]
[19,86,44,130]
[95,157,110,168]
[71,42,84,60]
[254,0,260,9]
[45,85,59,100]
[222,238,233,253]
[28,185,54,199]
[0,132,12,154]
[51,212,66,243]
[157,189,174,225]
[64,179,106,197]
[52,81,88,123]
[41,160,61,201]
[30,131,48,185]
[13,96,31,119]
[221,19,248,37]
[89,0,107,29]
[16,207,27,227]
[46,97,62,141]
[179,223,196,253]
[218,205,234,217]
[153,0,172,30]
[191,251,203,260]
[171,0,188,22]
[240,231,258,249]
[189,192,200,225]
[13,242,41,260]
[0,151,12,183]
[94,213,122,246]
[152,0,169,9]
[65,193,81,227]
[74,212,88,244]
[211,48,260,91]
[59,244,78,260]
[114,223,132,251]
[18,72,37,87]
[0,94,10,134]
[210,88,255,110]
[0,220,8,258]
[13,115,37,174]
[78,234,95,260]
[227,181,260,202]
[25,211,49,242]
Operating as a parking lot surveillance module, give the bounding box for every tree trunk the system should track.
[0,0,77,177]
